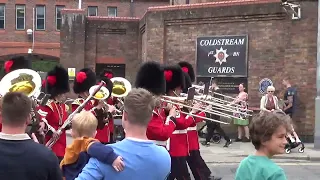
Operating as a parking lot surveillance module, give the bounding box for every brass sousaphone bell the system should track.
[0,69,42,98]
[89,85,110,101]
[110,77,132,98]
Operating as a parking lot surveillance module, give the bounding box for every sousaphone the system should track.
[0,69,42,98]
[110,77,132,98]
[89,85,110,101]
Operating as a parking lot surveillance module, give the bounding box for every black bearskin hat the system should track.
[73,68,96,94]
[164,65,185,93]
[4,56,32,74]
[99,72,113,99]
[182,72,192,94]
[100,69,114,79]
[135,61,166,96]
[45,66,70,98]
[178,61,195,83]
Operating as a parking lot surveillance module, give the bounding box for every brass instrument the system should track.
[110,77,132,98]
[161,96,230,124]
[0,69,48,143]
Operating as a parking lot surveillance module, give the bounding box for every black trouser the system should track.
[168,157,191,180]
[205,121,230,143]
[187,150,211,180]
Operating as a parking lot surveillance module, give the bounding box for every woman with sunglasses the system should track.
[260,86,280,113]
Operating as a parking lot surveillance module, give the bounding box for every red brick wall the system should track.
[0,0,168,59]
[60,0,318,139]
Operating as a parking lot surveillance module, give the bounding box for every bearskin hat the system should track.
[99,71,113,99]
[101,69,114,79]
[73,68,96,94]
[45,66,70,97]
[135,61,166,96]
[164,65,185,93]
[4,56,32,74]
[178,61,195,83]
[182,72,192,94]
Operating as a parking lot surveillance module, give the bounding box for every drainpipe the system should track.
[130,0,134,17]
[314,0,320,149]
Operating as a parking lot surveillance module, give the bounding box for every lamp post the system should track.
[314,1,320,149]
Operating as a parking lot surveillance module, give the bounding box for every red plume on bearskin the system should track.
[164,65,185,94]
[100,69,114,79]
[73,68,96,94]
[45,65,70,98]
[4,56,32,74]
[135,61,166,96]
[178,61,195,83]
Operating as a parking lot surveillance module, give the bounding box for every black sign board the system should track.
[196,77,248,94]
[196,35,248,77]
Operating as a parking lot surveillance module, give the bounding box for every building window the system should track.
[16,5,25,30]
[0,5,5,29]
[56,6,65,31]
[107,7,117,17]
[36,5,45,30]
[88,6,97,16]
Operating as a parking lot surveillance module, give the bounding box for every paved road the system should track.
[205,162,320,180]
[67,136,320,179]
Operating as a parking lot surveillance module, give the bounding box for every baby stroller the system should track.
[284,126,305,154]
[198,123,222,144]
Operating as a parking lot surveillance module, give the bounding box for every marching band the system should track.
[0,55,253,180]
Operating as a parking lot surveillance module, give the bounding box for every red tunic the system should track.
[146,108,176,146]
[187,112,206,151]
[94,99,114,143]
[168,109,195,157]
[37,99,68,157]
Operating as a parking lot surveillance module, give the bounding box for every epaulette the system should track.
[72,98,84,106]
[45,99,54,112]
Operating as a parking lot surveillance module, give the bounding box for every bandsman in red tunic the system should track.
[37,65,70,162]
[135,62,177,147]
[94,70,117,144]
[71,68,108,130]
[179,62,221,180]
[163,65,204,180]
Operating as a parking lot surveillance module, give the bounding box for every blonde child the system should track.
[60,111,124,180]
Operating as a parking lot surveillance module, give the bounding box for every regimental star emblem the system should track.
[213,47,229,65]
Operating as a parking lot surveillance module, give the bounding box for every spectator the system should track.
[0,92,62,180]
[260,86,280,113]
[75,88,171,180]
[235,110,291,180]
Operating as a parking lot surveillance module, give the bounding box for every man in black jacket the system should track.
[0,92,62,180]
[202,80,232,147]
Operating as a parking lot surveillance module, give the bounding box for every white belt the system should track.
[172,129,187,134]
[187,126,197,131]
[152,140,167,146]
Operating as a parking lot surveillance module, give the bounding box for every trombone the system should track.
[161,96,230,124]
[110,77,132,115]
[162,96,249,120]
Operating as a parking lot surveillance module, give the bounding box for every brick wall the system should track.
[60,0,318,139]
[0,0,168,60]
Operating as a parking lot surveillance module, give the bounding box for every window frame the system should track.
[35,5,46,31]
[107,7,117,17]
[15,4,25,30]
[87,6,98,16]
[0,4,5,30]
[55,5,65,31]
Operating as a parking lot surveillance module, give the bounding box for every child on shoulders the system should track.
[60,111,124,180]
[235,110,291,180]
